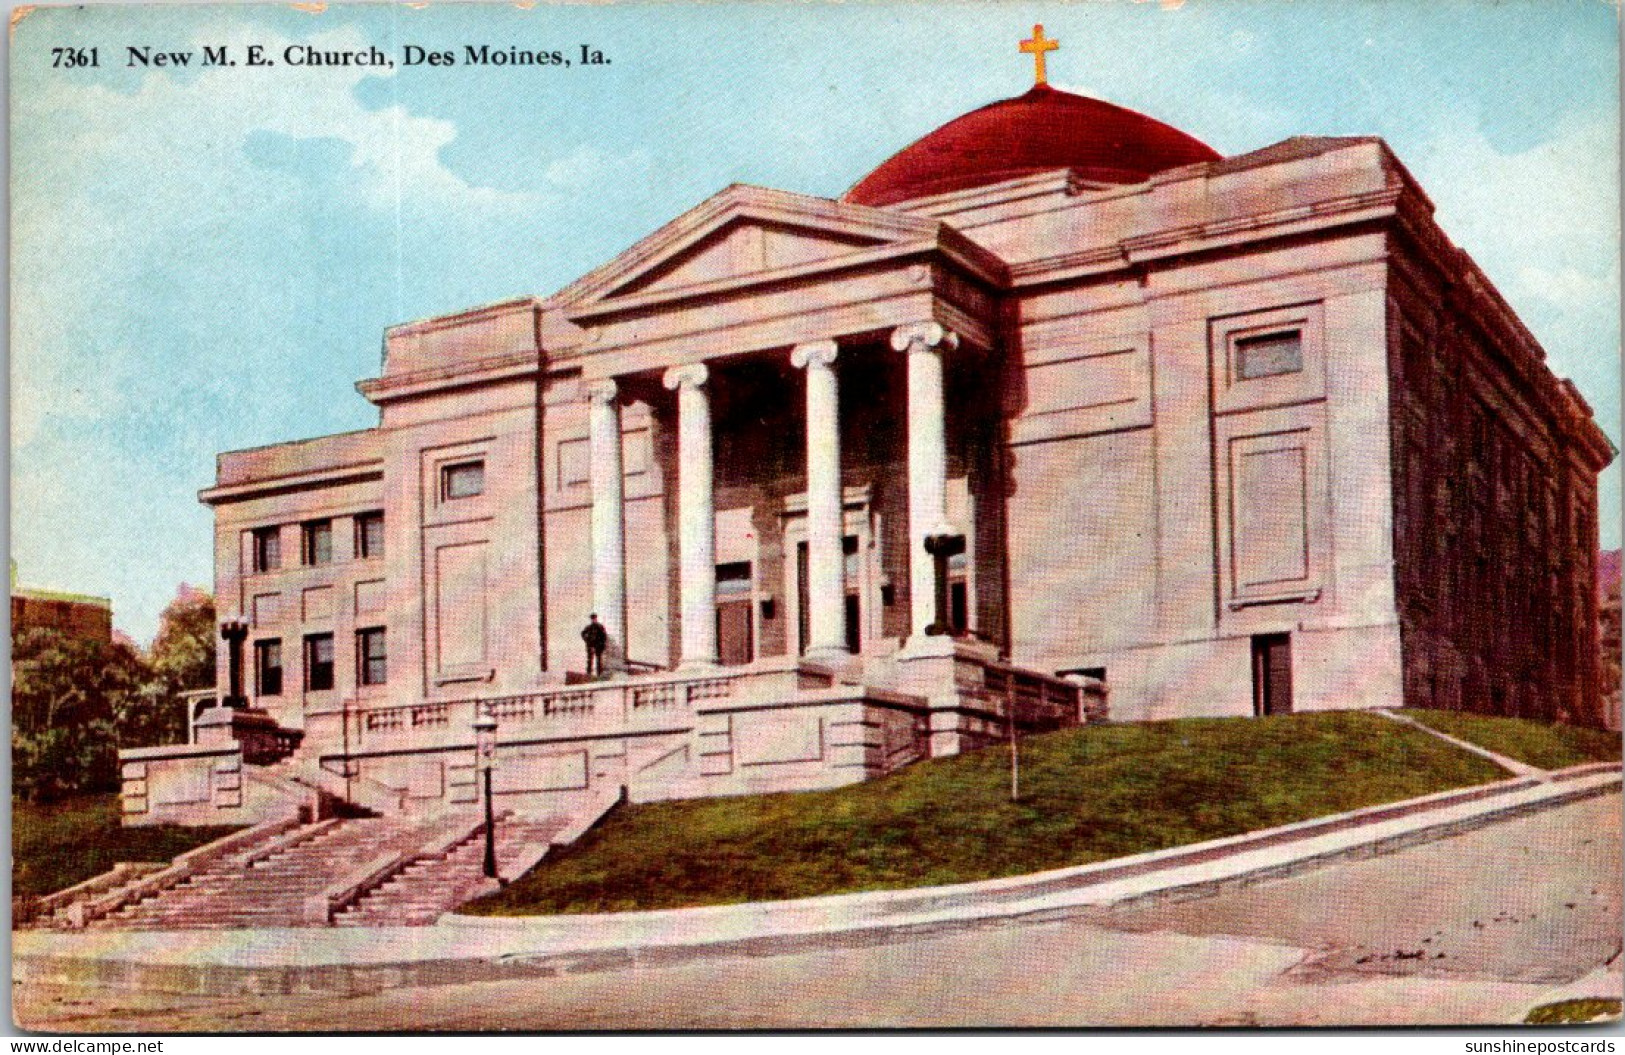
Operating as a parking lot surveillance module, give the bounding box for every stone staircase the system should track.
[87,815,439,930]
[334,815,570,927]
[33,793,615,931]
[254,754,408,817]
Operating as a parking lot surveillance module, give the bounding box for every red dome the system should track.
[844,84,1221,207]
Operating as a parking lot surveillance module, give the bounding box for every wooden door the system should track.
[1251,633,1293,715]
[717,599,754,667]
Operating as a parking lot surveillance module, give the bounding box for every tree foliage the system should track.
[11,586,214,801]
[149,586,216,692]
[12,628,126,801]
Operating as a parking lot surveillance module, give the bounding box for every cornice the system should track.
[357,349,541,406]
[1008,187,1403,289]
[1387,191,1615,471]
[199,462,384,506]
[384,296,542,340]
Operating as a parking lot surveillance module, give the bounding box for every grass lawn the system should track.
[12,793,242,900]
[465,710,1507,916]
[1525,999,1623,1025]
[1401,709,1621,771]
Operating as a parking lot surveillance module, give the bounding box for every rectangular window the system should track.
[356,627,387,687]
[251,527,281,573]
[254,639,283,697]
[305,633,335,692]
[716,561,753,597]
[441,460,485,500]
[1235,331,1304,381]
[301,519,333,566]
[356,512,385,559]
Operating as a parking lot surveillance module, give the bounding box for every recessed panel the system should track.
[735,712,825,766]
[435,541,489,672]
[1232,442,1309,589]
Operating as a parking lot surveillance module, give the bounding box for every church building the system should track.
[154,29,1613,822]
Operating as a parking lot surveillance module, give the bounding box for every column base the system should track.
[801,647,861,684]
[897,633,1000,663]
[895,634,958,661]
[676,660,720,674]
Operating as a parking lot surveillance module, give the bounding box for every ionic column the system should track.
[663,363,718,668]
[890,322,959,642]
[585,379,626,658]
[792,340,847,660]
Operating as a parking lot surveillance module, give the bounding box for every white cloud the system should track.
[1409,113,1619,422]
[9,18,556,639]
[1410,113,1618,298]
[1517,263,1621,311]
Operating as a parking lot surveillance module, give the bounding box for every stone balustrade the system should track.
[325,660,833,754]
[980,663,1080,731]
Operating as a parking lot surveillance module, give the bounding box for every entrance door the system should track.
[716,561,754,666]
[1251,633,1293,715]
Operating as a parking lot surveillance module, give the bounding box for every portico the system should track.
[565,184,1007,680]
[580,328,978,681]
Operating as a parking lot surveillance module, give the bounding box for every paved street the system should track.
[15,793,1621,1030]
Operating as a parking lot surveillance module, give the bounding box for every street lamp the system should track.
[473,712,499,880]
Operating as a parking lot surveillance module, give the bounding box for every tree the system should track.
[10,628,136,801]
[148,585,216,692]
[10,585,214,801]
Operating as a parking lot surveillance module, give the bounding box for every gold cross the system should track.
[1019,23,1059,86]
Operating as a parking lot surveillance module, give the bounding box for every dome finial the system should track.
[1019,24,1059,86]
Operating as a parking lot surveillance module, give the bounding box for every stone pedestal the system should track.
[193,705,299,765]
[888,636,1004,757]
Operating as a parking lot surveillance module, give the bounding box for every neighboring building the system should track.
[175,50,1614,823]
[10,562,113,645]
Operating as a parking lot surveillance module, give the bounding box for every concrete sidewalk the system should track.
[14,764,1619,998]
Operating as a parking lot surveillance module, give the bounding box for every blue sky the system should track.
[10,0,1619,643]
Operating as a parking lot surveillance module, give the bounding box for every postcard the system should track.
[9,0,1622,1034]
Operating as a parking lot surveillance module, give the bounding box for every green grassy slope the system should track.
[12,793,242,900]
[1400,709,1620,771]
[466,710,1507,916]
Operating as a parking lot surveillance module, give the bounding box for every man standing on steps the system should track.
[582,613,608,677]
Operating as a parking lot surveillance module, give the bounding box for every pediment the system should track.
[613,219,884,298]
[559,184,944,319]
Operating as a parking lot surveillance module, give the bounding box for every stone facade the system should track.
[1388,241,1612,726]
[169,108,1613,826]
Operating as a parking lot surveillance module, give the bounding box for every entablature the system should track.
[554,184,1005,381]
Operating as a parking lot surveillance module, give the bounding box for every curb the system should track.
[14,766,1620,998]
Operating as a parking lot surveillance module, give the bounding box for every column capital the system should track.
[663,362,709,391]
[583,378,619,405]
[889,322,960,356]
[790,340,839,371]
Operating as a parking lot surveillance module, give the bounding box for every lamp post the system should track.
[220,620,249,708]
[473,712,499,880]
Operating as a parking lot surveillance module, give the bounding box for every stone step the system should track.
[78,807,582,931]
